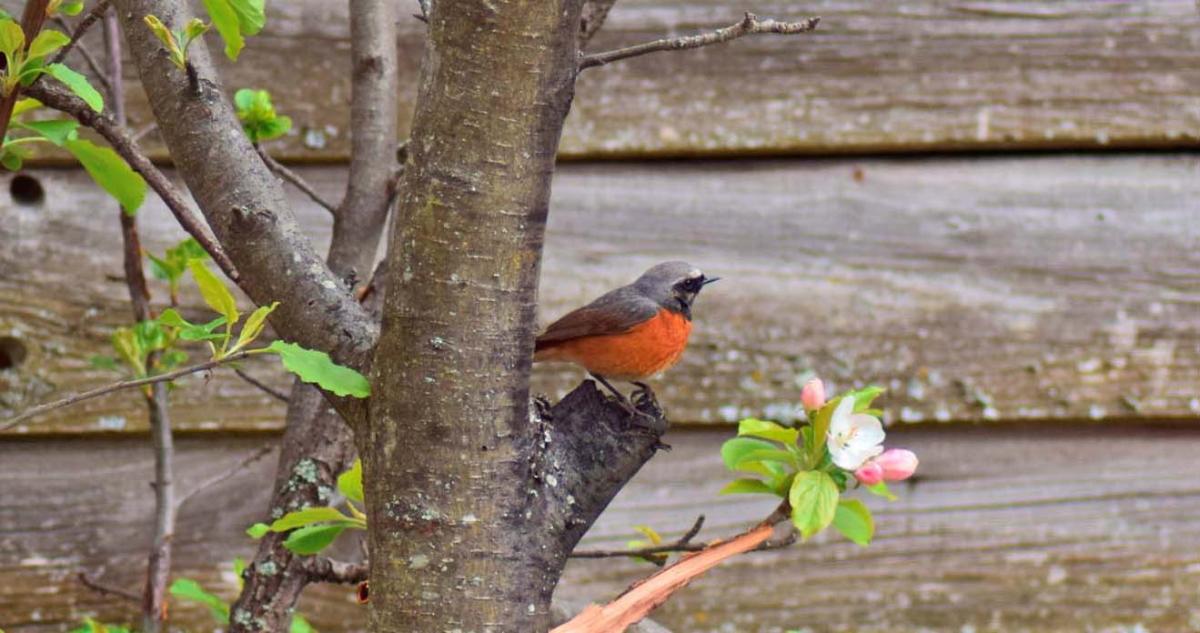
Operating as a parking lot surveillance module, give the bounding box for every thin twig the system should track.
[303,556,369,585]
[234,367,290,402]
[78,572,142,604]
[176,444,276,510]
[553,502,792,633]
[24,81,240,282]
[0,352,253,430]
[51,16,115,101]
[255,146,338,216]
[50,0,111,64]
[579,12,819,70]
[570,515,705,561]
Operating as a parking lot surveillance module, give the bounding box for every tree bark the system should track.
[364,0,589,629]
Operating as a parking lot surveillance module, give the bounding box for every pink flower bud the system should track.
[800,378,826,411]
[853,461,883,486]
[875,448,919,481]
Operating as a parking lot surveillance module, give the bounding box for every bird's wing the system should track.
[535,287,659,350]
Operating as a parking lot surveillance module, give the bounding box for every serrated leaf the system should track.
[267,340,371,398]
[188,259,239,326]
[26,30,69,60]
[337,458,364,504]
[45,63,103,112]
[203,0,244,60]
[17,118,79,146]
[832,498,874,547]
[169,577,229,624]
[283,523,346,555]
[788,470,839,540]
[233,301,277,351]
[245,522,270,539]
[269,506,359,532]
[63,138,144,214]
[718,478,777,496]
[738,418,800,445]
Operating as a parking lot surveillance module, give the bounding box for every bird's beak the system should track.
[702,276,721,285]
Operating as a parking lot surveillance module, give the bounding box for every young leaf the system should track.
[0,19,26,65]
[737,418,799,445]
[832,498,874,547]
[788,471,839,540]
[188,259,240,326]
[246,522,270,539]
[865,481,898,501]
[168,577,230,624]
[143,14,185,68]
[63,138,145,215]
[232,556,247,591]
[16,118,79,146]
[267,340,371,398]
[26,30,69,60]
[45,63,104,112]
[12,97,42,116]
[283,523,346,555]
[337,458,364,504]
[203,0,245,60]
[232,301,278,351]
[269,506,359,532]
[235,88,291,142]
[718,478,776,496]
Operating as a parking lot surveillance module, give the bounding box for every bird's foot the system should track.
[630,381,660,410]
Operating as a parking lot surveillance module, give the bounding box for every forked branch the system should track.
[579,12,819,70]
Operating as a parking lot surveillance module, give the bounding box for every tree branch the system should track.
[233,367,290,402]
[176,444,276,510]
[302,556,368,585]
[23,81,239,282]
[578,0,619,48]
[579,12,820,70]
[569,515,705,563]
[50,0,112,65]
[0,351,253,430]
[255,145,337,216]
[327,0,401,286]
[553,503,792,633]
[112,0,377,383]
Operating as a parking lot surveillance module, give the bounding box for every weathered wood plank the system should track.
[2,426,1199,631]
[3,155,1200,432]
[7,0,1200,158]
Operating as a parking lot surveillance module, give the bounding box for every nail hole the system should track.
[0,337,27,370]
[10,174,45,206]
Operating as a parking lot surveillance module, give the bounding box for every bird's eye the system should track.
[680,277,702,293]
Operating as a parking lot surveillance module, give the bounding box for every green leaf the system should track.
[718,478,777,496]
[290,614,316,633]
[111,327,145,375]
[269,506,359,532]
[59,1,85,17]
[267,340,371,398]
[737,448,800,470]
[0,19,26,63]
[26,30,69,60]
[234,88,291,142]
[63,138,145,215]
[12,97,42,117]
[737,418,799,445]
[246,522,270,539]
[188,259,239,326]
[832,498,874,547]
[229,0,267,35]
[143,14,184,68]
[134,319,167,353]
[788,471,839,540]
[865,481,897,501]
[232,556,247,591]
[16,119,78,146]
[0,147,23,170]
[182,18,211,44]
[283,523,346,555]
[233,301,278,351]
[721,437,779,472]
[337,458,364,504]
[203,0,245,60]
[848,386,886,412]
[45,63,104,112]
[169,577,230,624]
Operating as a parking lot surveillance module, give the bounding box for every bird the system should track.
[534,261,719,418]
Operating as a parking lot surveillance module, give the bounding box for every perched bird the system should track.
[534,261,718,415]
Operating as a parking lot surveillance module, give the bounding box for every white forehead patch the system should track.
[688,268,703,279]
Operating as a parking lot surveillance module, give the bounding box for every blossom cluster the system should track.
[800,378,918,485]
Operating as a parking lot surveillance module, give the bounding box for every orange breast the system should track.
[534,309,693,381]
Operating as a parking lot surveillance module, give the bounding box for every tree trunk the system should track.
[364,0,587,629]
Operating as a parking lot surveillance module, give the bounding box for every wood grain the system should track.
[6,0,1200,159]
[2,426,1198,632]
[4,155,1200,432]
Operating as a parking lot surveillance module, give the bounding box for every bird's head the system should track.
[635,261,719,318]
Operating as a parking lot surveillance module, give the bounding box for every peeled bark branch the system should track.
[579,12,819,70]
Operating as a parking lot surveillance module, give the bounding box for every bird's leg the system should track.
[590,373,658,426]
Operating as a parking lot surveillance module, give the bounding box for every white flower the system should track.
[826,396,885,470]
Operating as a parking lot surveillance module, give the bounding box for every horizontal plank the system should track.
[2,425,1199,631]
[8,0,1200,159]
[3,154,1200,433]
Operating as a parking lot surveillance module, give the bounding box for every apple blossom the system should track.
[874,448,919,481]
[800,378,826,411]
[825,396,885,470]
[853,461,884,485]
